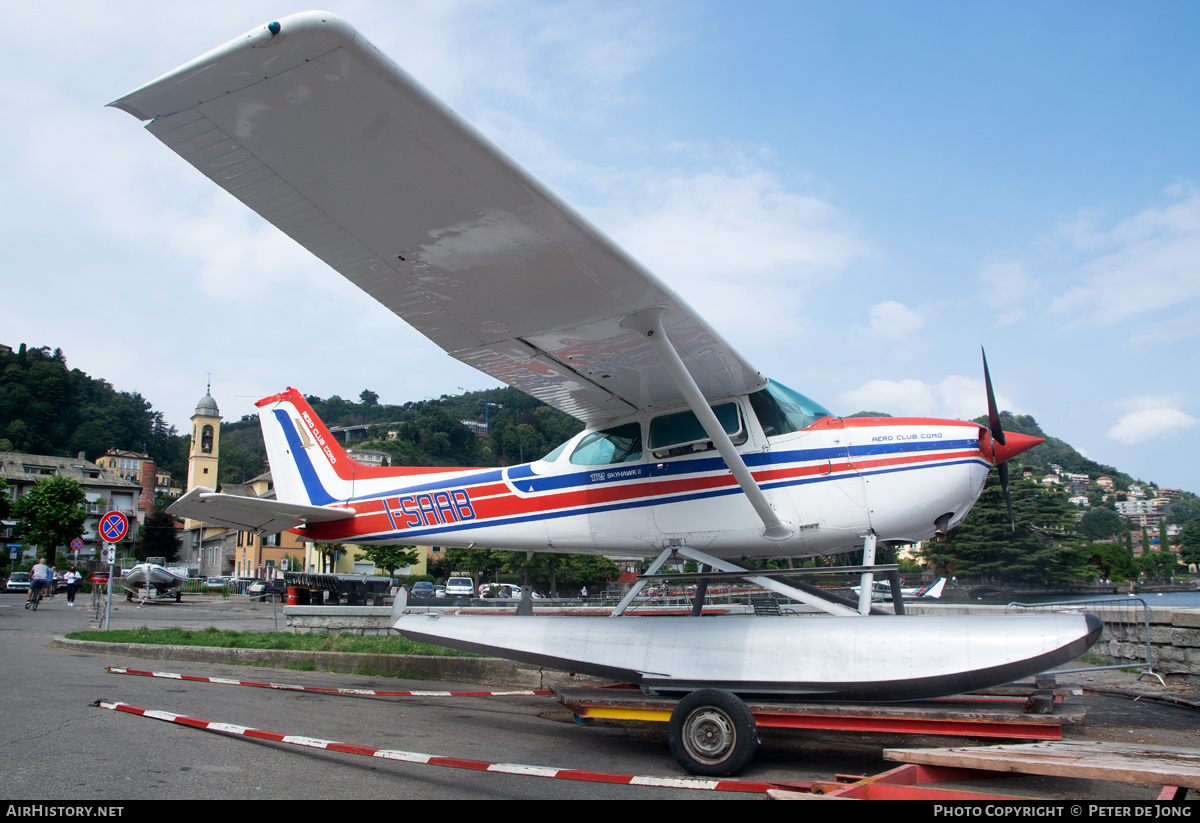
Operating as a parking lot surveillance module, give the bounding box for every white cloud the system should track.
[838,379,936,416]
[1106,397,1198,445]
[978,260,1037,326]
[837,375,1019,420]
[584,164,872,343]
[1048,189,1200,330]
[859,300,925,341]
[363,0,672,120]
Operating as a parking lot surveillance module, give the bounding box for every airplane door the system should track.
[648,401,787,547]
[539,422,654,554]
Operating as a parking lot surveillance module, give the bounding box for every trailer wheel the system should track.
[668,689,757,776]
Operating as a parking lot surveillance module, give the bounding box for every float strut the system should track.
[691,565,710,616]
[856,532,878,615]
[611,546,675,617]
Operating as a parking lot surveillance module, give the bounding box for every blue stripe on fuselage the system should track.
[340,437,980,508]
[348,455,991,542]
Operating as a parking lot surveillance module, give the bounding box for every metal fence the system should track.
[1004,597,1162,682]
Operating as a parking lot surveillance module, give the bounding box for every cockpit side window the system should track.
[541,439,570,463]
[748,381,832,437]
[568,422,643,466]
[649,403,745,458]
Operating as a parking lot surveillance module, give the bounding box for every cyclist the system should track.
[28,558,50,606]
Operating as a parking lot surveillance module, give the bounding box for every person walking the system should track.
[64,567,82,606]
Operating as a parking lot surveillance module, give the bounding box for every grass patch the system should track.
[64,626,479,657]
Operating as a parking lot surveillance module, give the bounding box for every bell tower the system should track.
[184,381,221,532]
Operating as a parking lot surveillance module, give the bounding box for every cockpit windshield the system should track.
[748,380,832,437]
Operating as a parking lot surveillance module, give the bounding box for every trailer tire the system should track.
[668,689,757,776]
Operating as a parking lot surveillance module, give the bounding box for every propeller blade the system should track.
[982,347,1006,447]
[999,461,1014,531]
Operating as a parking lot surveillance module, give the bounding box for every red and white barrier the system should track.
[107,667,552,697]
[94,699,785,794]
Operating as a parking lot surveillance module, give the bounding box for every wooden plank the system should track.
[885,741,1200,789]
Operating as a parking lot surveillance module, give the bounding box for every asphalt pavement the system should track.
[2,591,1198,801]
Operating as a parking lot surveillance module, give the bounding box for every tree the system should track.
[135,509,181,562]
[1079,506,1123,541]
[13,476,87,566]
[442,547,503,589]
[1178,521,1200,566]
[313,542,346,573]
[357,543,419,579]
[359,389,379,406]
[921,474,1086,584]
[1086,540,1137,582]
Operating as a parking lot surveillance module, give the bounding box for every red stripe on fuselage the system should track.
[301,447,983,542]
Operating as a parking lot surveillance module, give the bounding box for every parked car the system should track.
[247,579,287,601]
[202,576,231,589]
[5,573,31,593]
[410,581,435,598]
[444,577,473,597]
[479,583,539,600]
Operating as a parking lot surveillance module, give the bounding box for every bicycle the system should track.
[91,584,108,622]
[25,585,44,611]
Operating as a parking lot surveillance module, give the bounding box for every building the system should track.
[94,448,182,499]
[0,450,141,562]
[301,540,426,577]
[344,448,390,468]
[226,472,307,579]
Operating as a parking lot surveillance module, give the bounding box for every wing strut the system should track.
[621,308,794,541]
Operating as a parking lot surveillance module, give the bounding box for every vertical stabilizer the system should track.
[254,389,362,506]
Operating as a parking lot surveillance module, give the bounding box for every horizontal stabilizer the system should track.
[166,487,355,535]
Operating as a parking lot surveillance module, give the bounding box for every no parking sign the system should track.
[100,511,128,544]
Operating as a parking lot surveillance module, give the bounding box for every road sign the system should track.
[100,511,128,543]
[71,538,83,551]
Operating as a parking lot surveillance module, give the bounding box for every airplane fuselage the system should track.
[263,386,992,559]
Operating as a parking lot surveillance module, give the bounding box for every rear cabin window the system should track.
[748,381,832,437]
[649,403,745,459]
[568,422,643,466]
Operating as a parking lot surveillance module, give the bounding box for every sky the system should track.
[2,1,1197,492]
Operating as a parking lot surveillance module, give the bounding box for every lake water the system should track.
[991,590,1200,609]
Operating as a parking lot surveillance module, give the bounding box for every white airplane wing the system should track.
[111,12,764,423]
[166,486,355,535]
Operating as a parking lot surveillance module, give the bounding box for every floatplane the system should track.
[116,11,1099,774]
[851,576,947,603]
